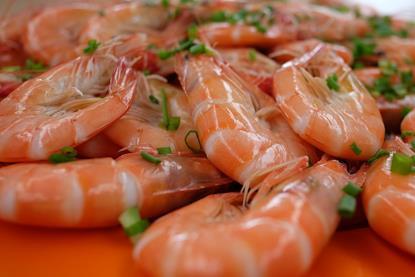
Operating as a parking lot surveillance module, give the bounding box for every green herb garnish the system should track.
[48,146,77,164]
[140,151,161,164]
[326,74,340,91]
[350,142,362,156]
[83,39,101,54]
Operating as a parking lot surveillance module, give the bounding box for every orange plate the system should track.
[0,221,415,277]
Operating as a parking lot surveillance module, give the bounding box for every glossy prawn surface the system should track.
[76,133,123,159]
[0,152,230,228]
[363,136,415,254]
[270,39,352,65]
[79,2,175,45]
[104,74,195,154]
[176,54,313,188]
[401,108,415,138]
[354,66,415,132]
[134,159,354,276]
[0,55,137,162]
[274,45,385,160]
[376,37,415,66]
[275,2,370,41]
[218,48,279,95]
[23,3,100,66]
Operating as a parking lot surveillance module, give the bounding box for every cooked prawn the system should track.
[270,39,352,65]
[104,74,196,154]
[376,37,415,67]
[0,152,230,228]
[23,3,100,66]
[354,66,415,132]
[79,2,185,45]
[401,108,415,139]
[276,2,370,41]
[273,45,384,160]
[363,136,415,254]
[133,159,356,276]
[76,133,123,159]
[218,48,279,95]
[0,55,137,162]
[176,53,314,189]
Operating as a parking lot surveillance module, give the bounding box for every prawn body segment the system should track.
[0,55,137,162]
[133,160,353,276]
[363,137,415,254]
[274,46,384,160]
[0,153,230,228]
[177,54,311,186]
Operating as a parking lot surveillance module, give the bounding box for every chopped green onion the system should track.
[326,74,340,91]
[390,152,413,175]
[167,116,181,131]
[248,50,257,62]
[20,73,33,81]
[189,44,208,55]
[24,59,47,72]
[379,59,398,76]
[184,130,203,153]
[157,50,174,60]
[176,39,194,52]
[160,89,170,128]
[157,146,172,155]
[118,207,149,237]
[367,149,390,164]
[48,146,77,164]
[210,11,227,22]
[401,131,415,139]
[333,5,350,13]
[337,194,357,218]
[252,21,267,33]
[83,39,100,54]
[1,65,21,72]
[350,142,362,156]
[187,24,198,40]
[342,182,362,197]
[161,0,169,8]
[149,95,159,104]
[352,38,376,62]
[401,107,412,118]
[143,69,151,76]
[140,151,161,164]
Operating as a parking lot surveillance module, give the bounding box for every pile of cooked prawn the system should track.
[1,0,415,275]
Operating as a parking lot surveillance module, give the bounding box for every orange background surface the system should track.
[1,221,415,277]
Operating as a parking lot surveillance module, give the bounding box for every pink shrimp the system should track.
[0,55,137,162]
[270,39,353,65]
[176,53,316,190]
[354,66,415,132]
[79,2,192,45]
[104,74,196,154]
[75,133,124,159]
[0,152,230,228]
[22,3,100,66]
[218,48,280,95]
[273,45,384,160]
[276,2,370,41]
[363,136,415,254]
[133,159,357,276]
